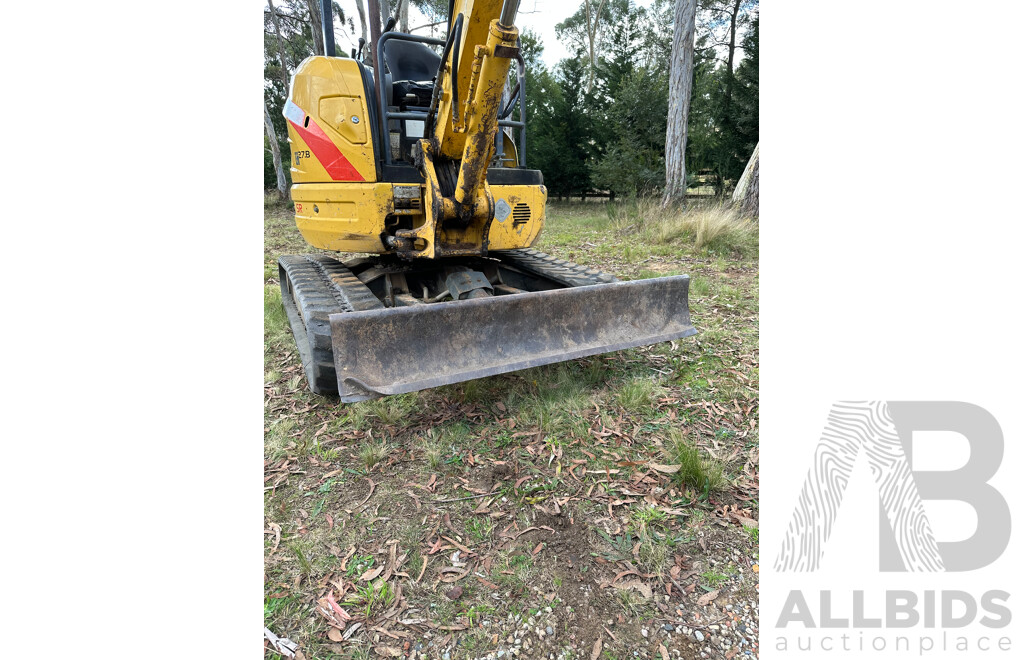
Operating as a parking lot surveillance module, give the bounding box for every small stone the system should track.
[544,607,553,614]
[662,624,675,632]
[442,654,450,660]
[546,626,554,636]
[445,586,463,600]
[508,636,515,644]
[641,629,649,638]
[694,630,705,642]
[538,628,545,638]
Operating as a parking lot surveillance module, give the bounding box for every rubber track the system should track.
[278,255,383,395]
[493,248,619,287]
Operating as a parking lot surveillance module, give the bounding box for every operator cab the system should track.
[359,20,526,172]
[382,39,441,163]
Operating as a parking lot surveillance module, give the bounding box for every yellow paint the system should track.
[318,96,366,144]
[287,56,376,183]
[291,183,392,252]
[433,0,507,159]
[487,184,546,250]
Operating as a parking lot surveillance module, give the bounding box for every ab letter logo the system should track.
[775,401,1010,572]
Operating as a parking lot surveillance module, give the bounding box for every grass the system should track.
[343,579,396,618]
[615,377,665,412]
[421,435,444,470]
[700,569,730,589]
[664,428,726,494]
[263,198,759,659]
[607,198,757,257]
[358,440,390,470]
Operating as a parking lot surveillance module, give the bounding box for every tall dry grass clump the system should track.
[609,198,757,256]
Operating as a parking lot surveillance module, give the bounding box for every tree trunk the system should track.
[305,0,324,55]
[726,0,740,80]
[583,0,608,94]
[368,0,383,71]
[399,0,409,32]
[662,0,697,208]
[264,99,289,201]
[355,0,368,54]
[732,142,758,218]
[267,0,291,92]
[722,0,741,124]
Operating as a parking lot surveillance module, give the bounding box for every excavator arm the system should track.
[393,0,524,259]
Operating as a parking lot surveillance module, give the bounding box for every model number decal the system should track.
[293,150,311,166]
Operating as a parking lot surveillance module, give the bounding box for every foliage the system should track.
[592,67,669,196]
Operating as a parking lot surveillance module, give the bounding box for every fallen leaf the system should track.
[267,523,281,554]
[650,463,681,474]
[476,577,499,590]
[590,637,603,660]
[618,580,653,599]
[374,646,402,657]
[697,589,720,607]
[361,566,384,582]
[659,644,669,660]
[328,628,344,643]
[357,478,375,508]
[446,586,464,600]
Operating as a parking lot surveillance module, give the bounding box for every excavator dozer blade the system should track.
[329,275,695,402]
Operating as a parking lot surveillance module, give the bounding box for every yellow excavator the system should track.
[278,0,695,402]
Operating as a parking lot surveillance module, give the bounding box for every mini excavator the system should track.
[278,0,696,401]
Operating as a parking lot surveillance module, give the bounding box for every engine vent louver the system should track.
[512,203,530,227]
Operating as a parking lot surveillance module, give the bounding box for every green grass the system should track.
[700,569,729,588]
[664,428,726,494]
[342,579,395,618]
[466,517,495,543]
[615,377,665,412]
[630,504,668,531]
[344,554,375,578]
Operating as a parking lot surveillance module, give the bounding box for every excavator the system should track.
[278,0,696,402]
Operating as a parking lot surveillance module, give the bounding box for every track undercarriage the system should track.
[279,250,696,402]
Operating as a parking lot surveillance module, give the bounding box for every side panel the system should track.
[487,184,546,250]
[286,57,377,183]
[291,183,392,253]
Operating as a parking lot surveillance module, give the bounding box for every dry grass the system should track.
[610,199,757,256]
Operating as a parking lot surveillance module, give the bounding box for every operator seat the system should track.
[383,39,441,107]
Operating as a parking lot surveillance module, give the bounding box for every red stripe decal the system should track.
[288,113,365,182]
